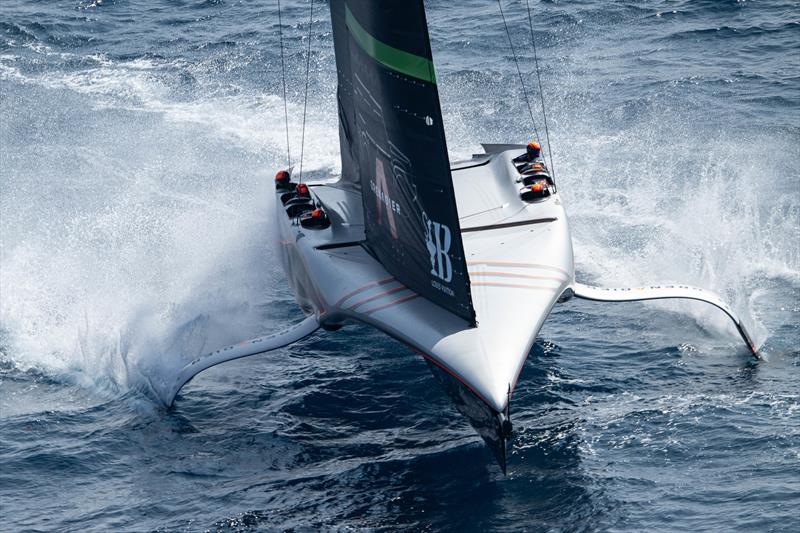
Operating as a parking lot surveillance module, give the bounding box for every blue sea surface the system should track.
[1,1,798,531]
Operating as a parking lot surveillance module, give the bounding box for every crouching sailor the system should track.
[515,140,553,201]
[514,140,542,162]
[513,140,548,172]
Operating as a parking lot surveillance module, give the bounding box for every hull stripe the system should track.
[467,260,570,277]
[335,276,395,307]
[471,281,558,290]
[468,270,567,282]
[362,293,419,315]
[462,217,557,233]
[348,285,409,311]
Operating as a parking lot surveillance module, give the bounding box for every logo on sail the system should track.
[424,213,455,296]
[371,158,400,239]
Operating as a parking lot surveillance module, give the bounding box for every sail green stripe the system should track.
[345,5,437,84]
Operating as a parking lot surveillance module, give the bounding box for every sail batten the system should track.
[330,0,476,325]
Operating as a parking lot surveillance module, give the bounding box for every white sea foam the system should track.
[1,44,796,402]
[557,114,799,348]
[0,52,338,402]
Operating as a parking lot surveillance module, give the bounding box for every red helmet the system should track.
[275,169,292,190]
[296,183,310,196]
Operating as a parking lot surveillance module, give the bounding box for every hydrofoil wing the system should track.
[156,316,320,406]
[572,282,759,357]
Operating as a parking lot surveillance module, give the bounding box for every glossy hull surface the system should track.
[275,146,574,467]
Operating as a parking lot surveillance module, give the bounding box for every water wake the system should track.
[0,51,340,404]
[1,36,797,406]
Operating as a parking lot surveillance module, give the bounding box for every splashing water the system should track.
[561,117,798,349]
[0,51,339,403]
[1,2,798,531]
[1,31,797,403]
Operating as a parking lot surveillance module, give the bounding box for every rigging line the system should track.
[277,0,291,167]
[496,0,540,145]
[525,0,555,180]
[298,0,314,183]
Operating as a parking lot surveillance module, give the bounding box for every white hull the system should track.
[276,146,573,417]
[162,145,757,473]
[155,0,759,475]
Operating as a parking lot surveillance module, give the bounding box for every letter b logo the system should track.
[428,221,453,283]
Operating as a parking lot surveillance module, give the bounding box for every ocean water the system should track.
[1,0,798,531]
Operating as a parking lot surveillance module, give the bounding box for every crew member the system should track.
[513,140,543,164]
[514,140,550,180]
[275,169,292,190]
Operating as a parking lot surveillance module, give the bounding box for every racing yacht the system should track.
[157,0,758,473]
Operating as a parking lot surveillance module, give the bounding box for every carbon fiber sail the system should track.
[330,0,476,325]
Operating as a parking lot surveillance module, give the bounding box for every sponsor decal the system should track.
[371,158,400,239]
[424,213,455,296]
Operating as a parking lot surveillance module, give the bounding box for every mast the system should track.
[330,0,476,325]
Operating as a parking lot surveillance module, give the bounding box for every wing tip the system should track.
[573,281,762,360]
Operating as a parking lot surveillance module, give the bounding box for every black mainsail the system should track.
[330,0,476,325]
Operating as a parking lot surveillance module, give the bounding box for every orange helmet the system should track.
[526,141,542,159]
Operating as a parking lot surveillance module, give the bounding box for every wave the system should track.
[1,5,797,404]
[0,49,341,403]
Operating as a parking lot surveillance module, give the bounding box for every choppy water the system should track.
[1,1,798,531]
